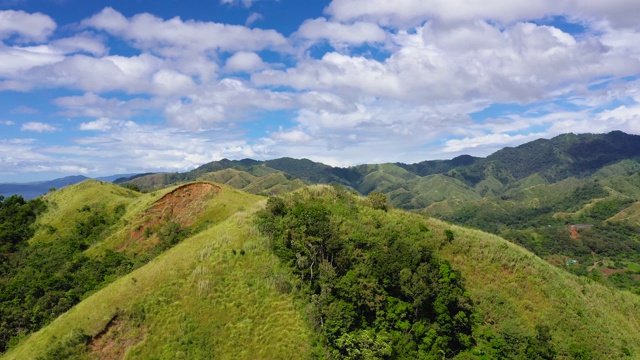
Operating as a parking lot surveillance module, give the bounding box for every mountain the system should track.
[0,174,142,200]
[115,131,640,294]
[3,131,640,357]
[0,175,89,199]
[121,131,640,198]
[2,182,640,358]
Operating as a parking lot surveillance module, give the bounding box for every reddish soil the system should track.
[569,225,580,240]
[600,268,626,276]
[125,182,221,249]
[89,315,146,360]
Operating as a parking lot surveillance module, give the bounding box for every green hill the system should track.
[112,132,640,295]
[5,131,640,358]
[2,194,312,360]
[3,185,640,359]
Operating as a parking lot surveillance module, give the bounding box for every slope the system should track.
[255,186,640,358]
[2,201,312,360]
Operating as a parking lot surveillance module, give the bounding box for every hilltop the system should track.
[1,182,640,358]
[1,131,640,358]
[117,131,640,294]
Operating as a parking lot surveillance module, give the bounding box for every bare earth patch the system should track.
[121,182,221,251]
[89,314,146,360]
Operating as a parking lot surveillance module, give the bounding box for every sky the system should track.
[1,0,639,182]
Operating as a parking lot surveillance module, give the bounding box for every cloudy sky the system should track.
[1,0,639,182]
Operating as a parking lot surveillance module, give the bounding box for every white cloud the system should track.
[79,117,136,131]
[50,33,107,56]
[164,78,295,129]
[255,21,640,106]
[0,10,56,42]
[0,120,14,125]
[221,0,255,8]
[2,2,640,179]
[225,51,266,72]
[70,119,260,173]
[325,0,640,29]
[443,133,538,153]
[83,7,287,53]
[296,17,386,45]
[21,122,57,132]
[0,43,65,77]
[54,93,158,118]
[246,12,263,26]
[270,127,312,143]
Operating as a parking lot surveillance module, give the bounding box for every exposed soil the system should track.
[600,268,627,276]
[89,314,146,360]
[569,225,580,240]
[124,182,221,250]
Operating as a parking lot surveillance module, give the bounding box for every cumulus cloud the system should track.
[443,133,537,153]
[71,119,260,173]
[270,127,312,143]
[21,122,57,132]
[79,117,136,131]
[295,17,386,45]
[2,2,640,179]
[54,93,159,118]
[12,52,199,95]
[255,21,640,106]
[164,78,295,129]
[0,10,56,42]
[0,43,65,77]
[224,51,266,72]
[83,7,287,53]
[50,33,107,56]
[325,0,640,29]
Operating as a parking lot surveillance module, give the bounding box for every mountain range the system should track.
[1,131,640,359]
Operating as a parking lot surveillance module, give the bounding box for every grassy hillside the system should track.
[439,220,640,358]
[3,182,311,359]
[4,185,640,358]
[2,201,312,360]
[255,186,640,358]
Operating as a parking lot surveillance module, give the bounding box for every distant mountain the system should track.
[0,173,142,199]
[122,131,640,204]
[0,175,89,199]
[95,173,140,183]
[116,131,640,295]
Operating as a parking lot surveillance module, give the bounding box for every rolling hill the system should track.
[2,183,640,359]
[2,131,640,358]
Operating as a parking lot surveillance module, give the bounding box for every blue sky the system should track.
[1,0,639,182]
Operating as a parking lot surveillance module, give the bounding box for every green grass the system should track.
[30,180,141,243]
[3,201,312,360]
[7,183,640,359]
[431,218,640,358]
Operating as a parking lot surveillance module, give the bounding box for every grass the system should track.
[3,199,312,360]
[30,180,141,243]
[428,217,640,358]
[7,182,640,359]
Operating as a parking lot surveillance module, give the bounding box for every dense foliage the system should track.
[441,180,640,294]
[0,195,46,260]
[257,189,475,359]
[256,188,563,359]
[0,200,190,353]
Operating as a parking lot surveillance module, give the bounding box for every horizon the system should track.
[1,0,639,182]
[3,129,636,184]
